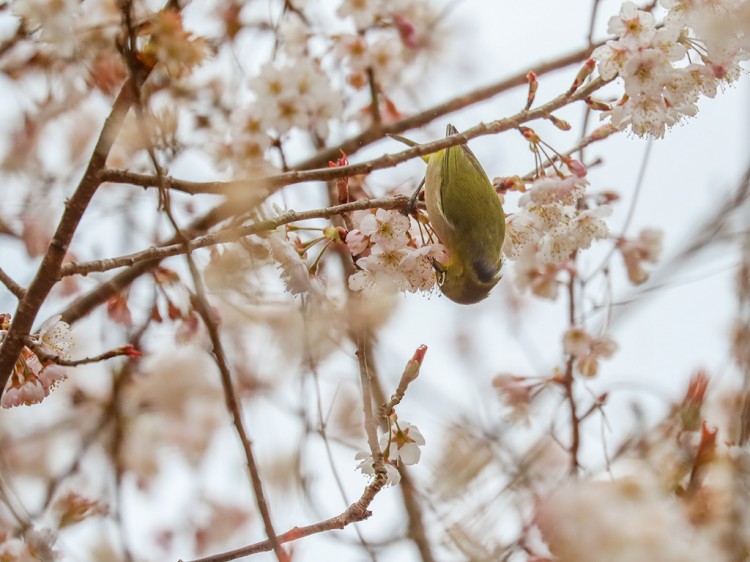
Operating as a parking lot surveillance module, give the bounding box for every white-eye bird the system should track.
[421,124,505,304]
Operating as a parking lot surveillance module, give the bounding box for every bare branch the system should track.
[0,267,25,300]
[60,195,409,277]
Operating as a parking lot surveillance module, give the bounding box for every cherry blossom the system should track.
[594,0,749,138]
[503,175,611,269]
[355,418,425,486]
[347,209,448,296]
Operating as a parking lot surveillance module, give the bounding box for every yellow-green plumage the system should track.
[424,124,505,304]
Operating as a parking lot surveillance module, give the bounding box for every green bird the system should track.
[419,124,506,304]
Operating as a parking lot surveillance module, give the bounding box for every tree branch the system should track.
[0,267,25,300]
[0,73,141,392]
[59,196,409,278]
[102,77,608,197]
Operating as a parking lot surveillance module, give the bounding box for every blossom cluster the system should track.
[356,417,425,486]
[0,527,60,562]
[502,174,611,299]
[226,0,438,171]
[533,368,750,561]
[593,1,749,137]
[346,208,448,296]
[252,60,342,139]
[335,0,438,90]
[0,314,72,408]
[535,473,723,562]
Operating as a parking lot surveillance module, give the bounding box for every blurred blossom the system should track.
[13,0,79,56]
[618,228,664,285]
[121,347,224,483]
[24,527,60,561]
[141,10,209,78]
[52,491,108,528]
[562,326,618,378]
[248,59,342,139]
[492,373,534,423]
[279,12,308,57]
[536,475,722,562]
[337,0,383,29]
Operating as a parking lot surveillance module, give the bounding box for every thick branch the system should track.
[0,75,139,390]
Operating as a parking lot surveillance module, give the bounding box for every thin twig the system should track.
[181,479,386,562]
[0,267,25,300]
[28,341,138,367]
[563,269,581,475]
[103,78,608,198]
[360,340,436,562]
[59,196,409,278]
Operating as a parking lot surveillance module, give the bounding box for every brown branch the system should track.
[0,267,25,300]
[366,66,382,130]
[59,196,409,278]
[182,318,390,562]
[28,341,139,367]
[0,73,141,392]
[187,256,288,562]
[563,269,581,475]
[99,168,234,195]
[397,466,436,562]
[102,77,608,198]
[294,44,601,171]
[180,481,384,562]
